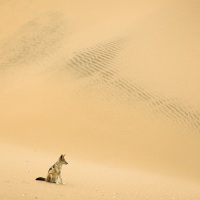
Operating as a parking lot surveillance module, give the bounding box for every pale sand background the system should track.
[1,0,200,199]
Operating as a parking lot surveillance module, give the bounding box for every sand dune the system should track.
[1,0,200,199]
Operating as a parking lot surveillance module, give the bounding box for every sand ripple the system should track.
[61,36,200,134]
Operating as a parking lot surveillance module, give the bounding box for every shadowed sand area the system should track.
[1,0,200,199]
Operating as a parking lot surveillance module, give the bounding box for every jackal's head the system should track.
[59,154,68,165]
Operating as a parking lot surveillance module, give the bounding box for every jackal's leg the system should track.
[55,176,59,184]
[47,174,56,183]
[59,174,65,184]
[46,174,51,182]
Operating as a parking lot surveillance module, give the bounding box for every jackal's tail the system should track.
[35,177,46,181]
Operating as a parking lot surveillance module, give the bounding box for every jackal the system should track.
[35,154,68,184]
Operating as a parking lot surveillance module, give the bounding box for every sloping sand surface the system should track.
[1,0,200,199]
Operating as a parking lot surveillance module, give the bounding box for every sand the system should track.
[1,0,200,199]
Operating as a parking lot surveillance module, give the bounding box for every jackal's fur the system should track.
[35,154,68,184]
